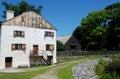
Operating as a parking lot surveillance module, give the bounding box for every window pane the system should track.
[46,45,49,51]
[19,44,22,50]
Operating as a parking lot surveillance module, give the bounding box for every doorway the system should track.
[33,45,38,54]
[5,57,12,68]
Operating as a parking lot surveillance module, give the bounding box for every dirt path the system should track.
[32,64,69,79]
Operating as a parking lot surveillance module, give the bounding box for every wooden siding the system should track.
[2,11,56,30]
[65,35,81,51]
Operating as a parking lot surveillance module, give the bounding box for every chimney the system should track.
[6,10,14,20]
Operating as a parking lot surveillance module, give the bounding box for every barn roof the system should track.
[57,35,72,44]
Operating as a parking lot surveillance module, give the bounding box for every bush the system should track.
[95,59,108,76]
[95,57,120,79]
[105,59,120,76]
[101,71,120,79]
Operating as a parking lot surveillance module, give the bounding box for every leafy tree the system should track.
[105,3,120,50]
[73,2,120,50]
[2,1,43,19]
[57,40,66,51]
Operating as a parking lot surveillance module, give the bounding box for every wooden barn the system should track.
[57,35,81,51]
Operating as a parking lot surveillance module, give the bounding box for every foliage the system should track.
[105,58,120,76]
[101,71,120,79]
[1,1,43,19]
[57,40,66,51]
[73,2,120,50]
[95,56,120,79]
[95,59,108,76]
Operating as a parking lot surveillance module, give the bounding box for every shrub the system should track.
[95,59,108,76]
[101,71,120,79]
[105,59,120,76]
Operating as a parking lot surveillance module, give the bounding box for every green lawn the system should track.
[0,65,54,79]
[0,55,100,79]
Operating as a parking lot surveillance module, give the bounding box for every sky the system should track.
[0,0,120,37]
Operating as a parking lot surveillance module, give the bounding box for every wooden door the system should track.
[5,57,12,68]
[33,45,38,54]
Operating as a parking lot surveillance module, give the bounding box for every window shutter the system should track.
[21,31,25,37]
[12,44,15,50]
[49,45,54,51]
[51,32,54,37]
[14,31,17,37]
[22,44,26,50]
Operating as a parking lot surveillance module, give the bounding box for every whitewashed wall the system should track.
[0,25,56,69]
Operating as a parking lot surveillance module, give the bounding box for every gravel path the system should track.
[72,58,111,79]
[72,59,99,79]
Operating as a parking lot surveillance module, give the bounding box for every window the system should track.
[14,31,25,37]
[45,31,54,37]
[46,44,54,51]
[70,44,76,50]
[11,44,26,50]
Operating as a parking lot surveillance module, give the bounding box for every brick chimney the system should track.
[6,10,14,20]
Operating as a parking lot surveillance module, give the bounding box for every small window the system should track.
[70,44,76,50]
[46,44,54,51]
[14,31,25,37]
[45,31,54,37]
[11,44,26,50]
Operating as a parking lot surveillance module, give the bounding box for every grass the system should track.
[0,55,100,79]
[58,55,100,79]
[0,65,55,79]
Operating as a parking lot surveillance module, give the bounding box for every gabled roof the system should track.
[57,35,72,44]
[2,11,56,30]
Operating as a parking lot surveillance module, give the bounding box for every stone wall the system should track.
[57,51,120,56]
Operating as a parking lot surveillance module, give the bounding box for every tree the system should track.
[73,2,120,51]
[2,1,43,19]
[57,40,66,51]
[105,2,120,50]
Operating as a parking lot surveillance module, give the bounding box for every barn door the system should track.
[5,57,12,68]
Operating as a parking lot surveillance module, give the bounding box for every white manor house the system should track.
[0,10,57,69]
